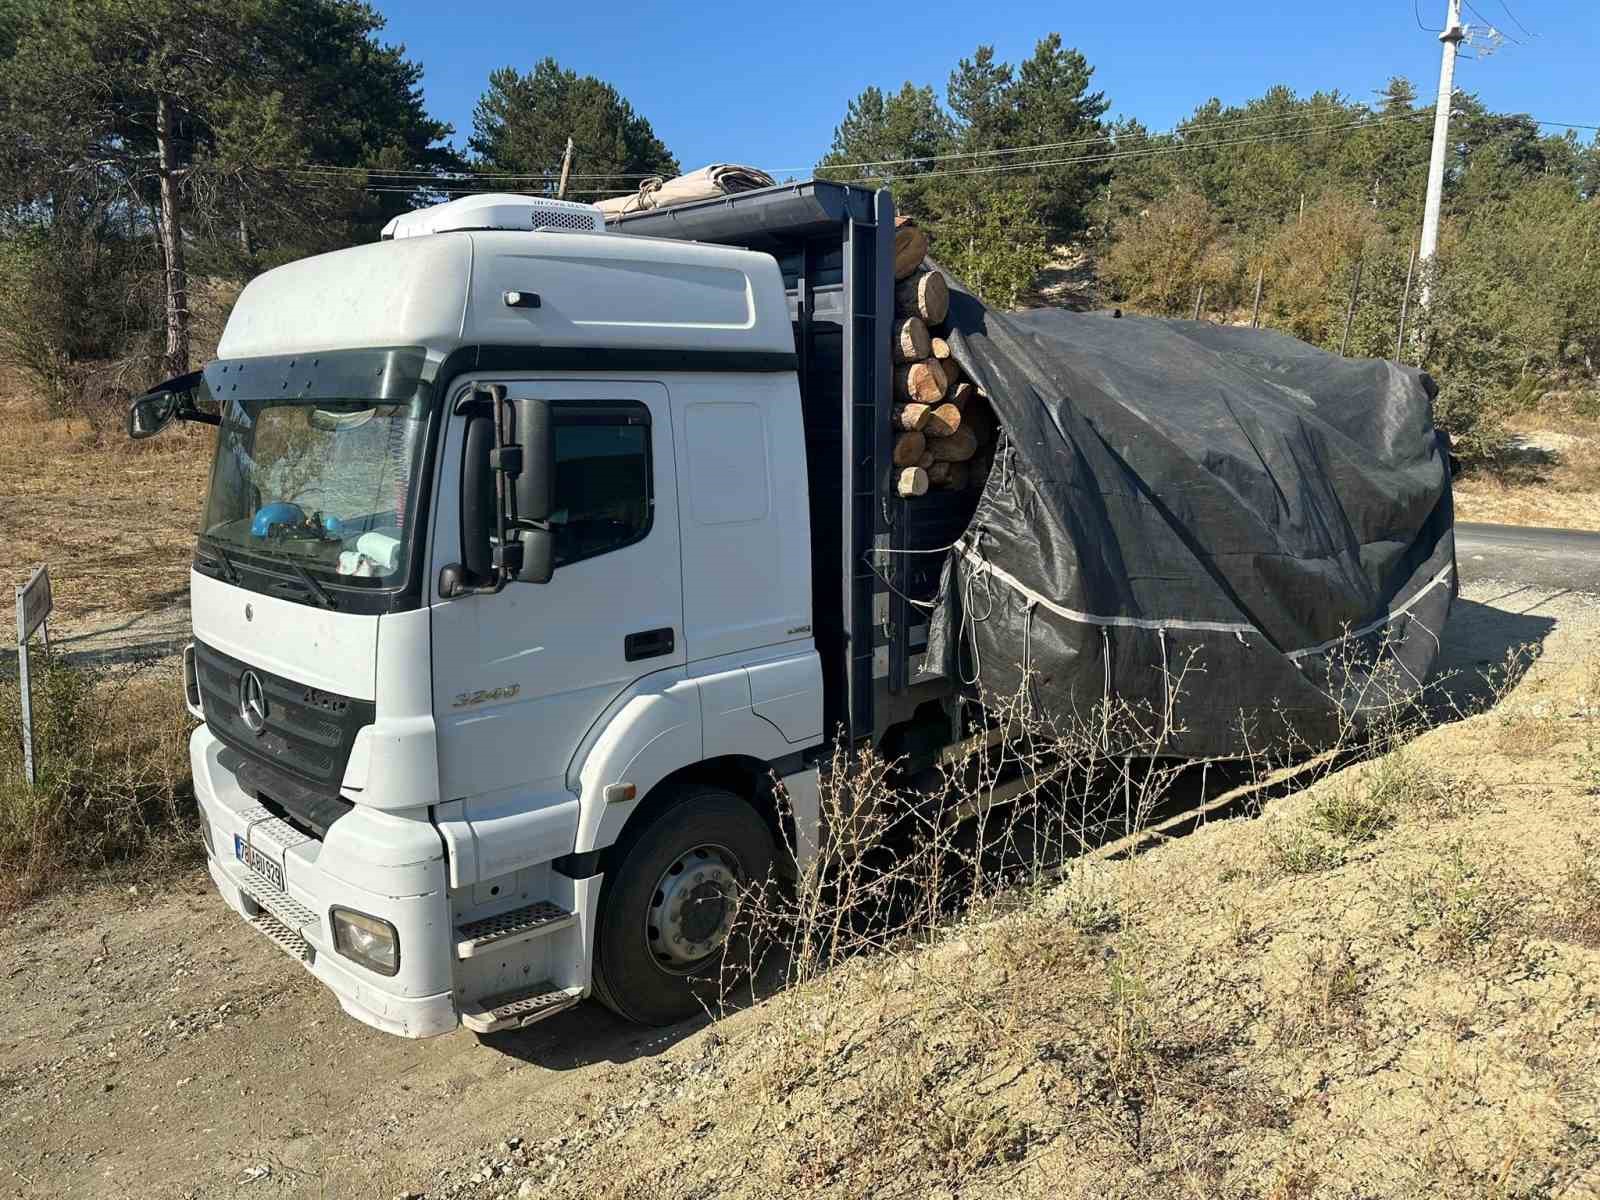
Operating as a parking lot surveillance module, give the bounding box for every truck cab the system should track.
[132,185,969,1035]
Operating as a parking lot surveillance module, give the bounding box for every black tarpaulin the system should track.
[925,287,1457,757]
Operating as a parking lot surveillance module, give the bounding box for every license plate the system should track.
[234,834,285,891]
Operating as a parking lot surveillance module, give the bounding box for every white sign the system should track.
[17,564,51,641]
[14,563,50,787]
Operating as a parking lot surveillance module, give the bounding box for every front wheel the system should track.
[591,787,775,1026]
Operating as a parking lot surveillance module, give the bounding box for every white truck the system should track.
[128,182,977,1036]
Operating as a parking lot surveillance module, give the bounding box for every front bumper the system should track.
[191,726,459,1039]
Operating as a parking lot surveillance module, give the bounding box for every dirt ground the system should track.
[1,575,1596,1200]
[0,384,210,646]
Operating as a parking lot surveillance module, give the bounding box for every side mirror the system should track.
[459,411,497,583]
[443,387,555,597]
[507,398,552,527]
[128,391,178,439]
[505,398,554,584]
[127,371,212,439]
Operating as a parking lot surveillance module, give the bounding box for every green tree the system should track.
[817,81,953,214]
[0,0,450,386]
[469,58,678,199]
[932,181,1052,311]
[1011,36,1109,232]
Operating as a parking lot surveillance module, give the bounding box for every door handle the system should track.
[624,627,675,662]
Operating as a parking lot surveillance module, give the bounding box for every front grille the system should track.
[195,640,375,793]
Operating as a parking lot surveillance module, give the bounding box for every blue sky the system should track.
[375,0,1597,177]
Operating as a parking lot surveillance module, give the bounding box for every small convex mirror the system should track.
[128,391,178,439]
[126,370,207,439]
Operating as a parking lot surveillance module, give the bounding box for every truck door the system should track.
[427,378,683,851]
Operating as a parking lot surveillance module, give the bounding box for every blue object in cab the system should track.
[251,501,306,537]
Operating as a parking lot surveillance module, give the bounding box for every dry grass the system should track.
[0,659,198,912]
[0,368,210,628]
[483,634,1600,1200]
[1452,394,1600,531]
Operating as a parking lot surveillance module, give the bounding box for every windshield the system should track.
[198,350,430,588]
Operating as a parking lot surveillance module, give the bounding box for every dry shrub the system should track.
[1551,835,1600,949]
[0,658,196,910]
[1098,190,1239,316]
[1401,839,1525,966]
[1261,191,1386,345]
[1272,937,1365,1048]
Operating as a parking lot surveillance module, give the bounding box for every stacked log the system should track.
[887,220,991,498]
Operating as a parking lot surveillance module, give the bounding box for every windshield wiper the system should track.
[277,558,338,610]
[199,540,241,584]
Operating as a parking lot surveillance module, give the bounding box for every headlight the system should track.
[330,907,400,976]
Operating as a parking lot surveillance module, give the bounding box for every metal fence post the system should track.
[1250,267,1264,329]
[1395,242,1418,362]
[1191,285,1205,321]
[1340,259,1363,357]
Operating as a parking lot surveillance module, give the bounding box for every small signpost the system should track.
[14,564,51,786]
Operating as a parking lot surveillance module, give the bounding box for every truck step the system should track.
[455,901,576,959]
[460,982,584,1034]
[252,910,312,962]
[238,864,317,932]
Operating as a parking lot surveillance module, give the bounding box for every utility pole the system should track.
[1418,0,1464,309]
[556,137,575,199]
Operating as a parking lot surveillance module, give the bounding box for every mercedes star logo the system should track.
[239,671,268,735]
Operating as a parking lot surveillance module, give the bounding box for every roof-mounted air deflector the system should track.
[380,193,605,240]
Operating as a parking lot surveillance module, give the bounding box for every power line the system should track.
[1496,0,1535,36]
[1414,0,1443,31]
[870,111,1439,183]
[272,110,1598,197]
[1462,0,1523,44]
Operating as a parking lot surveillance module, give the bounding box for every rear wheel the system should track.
[591,787,774,1026]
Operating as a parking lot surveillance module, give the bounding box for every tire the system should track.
[591,786,774,1026]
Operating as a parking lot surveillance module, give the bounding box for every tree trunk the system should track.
[892,430,926,466]
[927,425,978,462]
[893,223,930,280]
[156,93,189,377]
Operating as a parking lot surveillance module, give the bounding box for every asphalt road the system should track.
[1456,522,1600,593]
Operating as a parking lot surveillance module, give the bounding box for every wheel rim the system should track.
[645,842,741,974]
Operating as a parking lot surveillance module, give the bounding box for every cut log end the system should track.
[895,268,949,323]
[896,466,929,497]
[891,316,932,364]
[894,359,947,406]
[924,402,962,439]
[893,402,932,432]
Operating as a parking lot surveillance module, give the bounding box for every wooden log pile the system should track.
[889,217,999,499]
